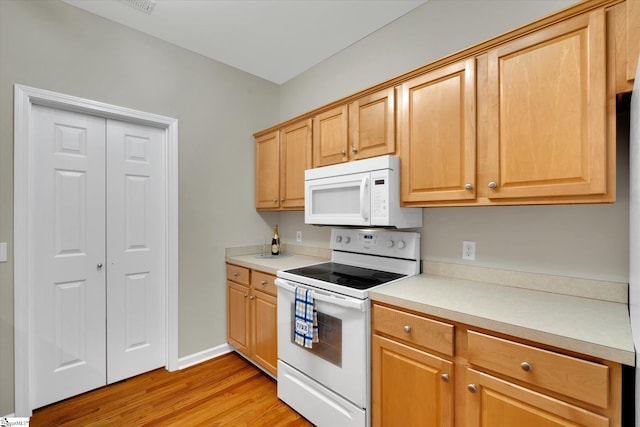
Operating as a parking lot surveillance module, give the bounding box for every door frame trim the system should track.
[13,84,179,416]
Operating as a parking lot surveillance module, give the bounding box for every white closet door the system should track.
[106,120,166,383]
[31,105,107,408]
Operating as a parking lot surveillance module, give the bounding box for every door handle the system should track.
[97,263,103,270]
[360,176,369,221]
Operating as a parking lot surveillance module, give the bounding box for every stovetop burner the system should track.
[284,262,406,290]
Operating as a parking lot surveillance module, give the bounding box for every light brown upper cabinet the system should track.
[255,130,280,210]
[255,118,312,210]
[313,88,395,167]
[483,8,610,202]
[349,87,396,161]
[255,0,631,209]
[399,58,476,203]
[313,105,348,167]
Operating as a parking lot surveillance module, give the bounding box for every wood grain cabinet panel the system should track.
[372,334,454,427]
[373,303,454,356]
[255,119,311,211]
[251,289,277,376]
[466,368,609,427]
[349,87,395,161]
[280,119,312,209]
[227,280,250,354]
[399,58,476,203]
[467,330,609,408]
[227,264,278,376]
[255,130,280,209]
[485,9,608,200]
[313,105,349,167]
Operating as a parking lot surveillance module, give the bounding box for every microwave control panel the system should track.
[371,170,390,219]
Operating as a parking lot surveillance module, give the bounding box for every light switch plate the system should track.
[0,242,7,262]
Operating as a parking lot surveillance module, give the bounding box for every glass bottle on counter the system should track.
[271,225,280,256]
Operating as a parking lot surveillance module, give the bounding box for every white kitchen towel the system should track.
[294,286,319,348]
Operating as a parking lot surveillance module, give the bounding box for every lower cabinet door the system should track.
[372,335,454,427]
[465,368,609,427]
[227,281,250,354]
[251,289,277,376]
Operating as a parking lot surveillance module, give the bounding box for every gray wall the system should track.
[277,0,630,284]
[0,0,280,415]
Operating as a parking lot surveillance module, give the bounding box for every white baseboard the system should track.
[177,343,233,370]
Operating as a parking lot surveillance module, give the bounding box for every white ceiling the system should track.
[61,0,427,84]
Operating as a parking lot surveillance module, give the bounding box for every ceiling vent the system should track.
[119,0,156,14]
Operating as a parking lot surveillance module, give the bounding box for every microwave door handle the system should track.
[360,176,369,220]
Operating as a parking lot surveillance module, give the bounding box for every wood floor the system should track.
[30,352,314,426]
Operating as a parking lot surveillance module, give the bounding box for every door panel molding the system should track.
[13,84,179,416]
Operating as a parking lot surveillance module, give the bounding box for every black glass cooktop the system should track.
[284,262,406,290]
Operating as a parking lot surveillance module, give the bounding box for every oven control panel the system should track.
[330,228,420,260]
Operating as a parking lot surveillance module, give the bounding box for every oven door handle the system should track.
[275,278,368,311]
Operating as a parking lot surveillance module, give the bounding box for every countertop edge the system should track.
[370,285,635,367]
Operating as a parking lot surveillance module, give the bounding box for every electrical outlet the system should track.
[296,231,302,243]
[462,241,476,260]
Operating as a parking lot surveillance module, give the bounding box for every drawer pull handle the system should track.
[403,325,411,333]
[467,384,477,393]
[261,280,267,286]
[441,373,449,382]
[520,361,532,372]
[233,272,239,277]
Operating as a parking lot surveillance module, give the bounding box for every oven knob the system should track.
[335,235,342,243]
[397,240,406,249]
[386,240,394,248]
[344,236,351,244]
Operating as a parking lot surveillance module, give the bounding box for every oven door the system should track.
[275,278,370,408]
[305,172,371,226]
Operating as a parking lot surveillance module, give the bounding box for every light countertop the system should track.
[225,244,330,276]
[370,273,635,366]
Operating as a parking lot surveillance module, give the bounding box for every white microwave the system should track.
[304,155,422,228]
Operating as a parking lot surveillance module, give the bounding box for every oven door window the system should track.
[290,303,342,367]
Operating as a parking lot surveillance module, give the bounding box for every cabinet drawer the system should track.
[251,271,277,296]
[467,331,609,408]
[372,304,454,356]
[226,264,250,285]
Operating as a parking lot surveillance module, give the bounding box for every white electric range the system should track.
[275,228,421,427]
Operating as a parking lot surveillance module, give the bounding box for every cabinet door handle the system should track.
[352,147,358,153]
[520,361,533,372]
[465,183,473,190]
[403,325,411,333]
[341,150,346,155]
[273,198,278,203]
[467,384,477,393]
[97,263,103,269]
[243,293,248,298]
[281,198,285,202]
[249,295,255,300]
[261,280,267,286]
[488,181,497,189]
[441,373,449,382]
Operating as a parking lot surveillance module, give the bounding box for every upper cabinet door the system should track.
[255,130,280,209]
[400,58,477,203]
[485,9,607,200]
[313,105,348,167]
[280,119,312,209]
[349,87,396,161]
